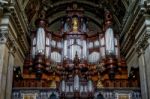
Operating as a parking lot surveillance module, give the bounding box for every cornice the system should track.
[9,2,29,53]
[0,2,30,58]
[120,1,150,57]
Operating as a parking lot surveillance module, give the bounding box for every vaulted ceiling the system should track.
[25,0,128,32]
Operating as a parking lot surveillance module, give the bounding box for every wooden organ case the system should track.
[13,4,140,99]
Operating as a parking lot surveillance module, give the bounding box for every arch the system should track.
[51,51,61,62]
[47,11,103,29]
[88,52,100,63]
[49,93,57,99]
[96,93,104,99]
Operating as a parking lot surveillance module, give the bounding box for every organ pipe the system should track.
[105,28,115,55]
[45,37,50,58]
[74,75,80,91]
[36,27,46,54]
[88,80,93,92]
[64,40,67,57]
[61,80,65,92]
[83,40,87,59]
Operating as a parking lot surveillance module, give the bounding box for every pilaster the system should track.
[5,40,16,99]
[0,2,13,99]
[136,47,149,99]
[0,14,10,99]
[136,32,150,99]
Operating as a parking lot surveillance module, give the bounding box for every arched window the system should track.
[49,93,57,99]
[97,93,104,99]
[88,52,100,63]
[51,51,61,62]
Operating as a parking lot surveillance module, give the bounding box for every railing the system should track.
[102,79,140,87]
[13,79,51,87]
[95,88,141,99]
[13,79,140,88]
[12,87,141,99]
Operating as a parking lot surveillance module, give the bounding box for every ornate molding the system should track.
[120,2,150,57]
[8,2,29,53]
[143,1,150,13]
[136,33,150,55]
[0,28,8,43]
[0,0,14,16]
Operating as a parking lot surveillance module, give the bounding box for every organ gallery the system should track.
[12,3,140,99]
[2,0,150,99]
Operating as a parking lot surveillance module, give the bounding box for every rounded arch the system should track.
[51,51,61,62]
[96,93,104,99]
[49,93,57,99]
[47,11,103,28]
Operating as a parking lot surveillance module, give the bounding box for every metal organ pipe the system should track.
[115,38,118,57]
[45,37,50,58]
[83,40,87,59]
[105,28,115,55]
[61,80,66,92]
[74,75,80,91]
[71,39,74,60]
[32,37,36,58]
[36,27,46,55]
[100,37,105,58]
[64,40,67,57]
[69,39,71,59]
[88,80,93,92]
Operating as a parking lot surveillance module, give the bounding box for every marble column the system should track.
[0,43,8,99]
[137,48,149,99]
[142,15,150,98]
[145,38,150,97]
[5,45,15,99]
[0,13,11,99]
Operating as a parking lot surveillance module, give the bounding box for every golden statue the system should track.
[49,73,57,89]
[97,73,103,88]
[72,17,78,32]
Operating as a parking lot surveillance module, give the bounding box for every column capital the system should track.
[0,0,14,16]
[139,0,150,14]
[136,33,150,55]
[6,38,17,55]
[0,28,8,44]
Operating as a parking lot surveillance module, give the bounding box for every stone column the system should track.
[137,48,149,99]
[142,15,150,98]
[0,42,8,99]
[144,37,150,97]
[0,13,11,99]
[135,13,150,99]
[5,42,15,99]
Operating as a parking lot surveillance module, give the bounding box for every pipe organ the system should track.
[12,3,140,99]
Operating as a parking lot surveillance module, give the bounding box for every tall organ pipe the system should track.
[88,80,93,92]
[61,80,65,92]
[36,27,46,54]
[105,28,115,55]
[74,75,79,91]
